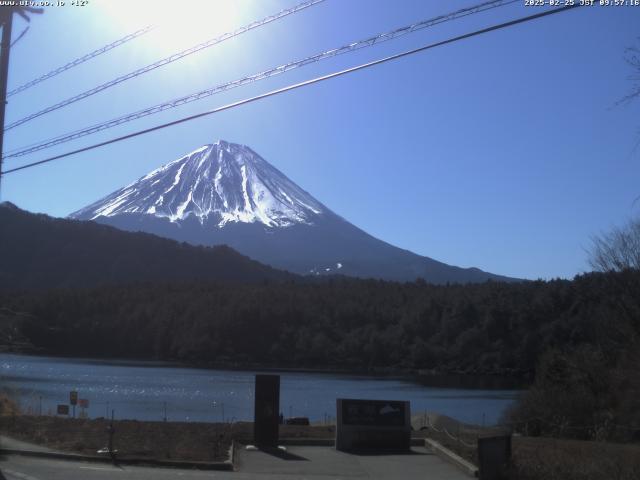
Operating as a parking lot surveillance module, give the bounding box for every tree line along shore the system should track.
[1,266,639,441]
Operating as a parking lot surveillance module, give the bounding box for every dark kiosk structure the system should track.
[336,398,411,452]
[253,374,280,447]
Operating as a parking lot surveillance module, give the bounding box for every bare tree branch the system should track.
[590,218,640,272]
[616,38,640,106]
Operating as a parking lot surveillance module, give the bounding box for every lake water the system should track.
[0,354,519,425]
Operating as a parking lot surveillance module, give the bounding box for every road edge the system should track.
[0,448,233,471]
[424,438,478,478]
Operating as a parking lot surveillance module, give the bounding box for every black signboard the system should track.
[57,404,69,415]
[254,374,280,447]
[342,399,406,426]
[336,398,411,452]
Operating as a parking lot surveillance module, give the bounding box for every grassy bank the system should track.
[421,426,640,480]
[0,394,19,416]
[510,436,640,480]
[0,415,334,462]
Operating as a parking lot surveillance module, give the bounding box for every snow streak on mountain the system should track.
[72,140,325,228]
[71,140,518,284]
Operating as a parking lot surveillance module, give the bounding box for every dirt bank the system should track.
[0,415,335,462]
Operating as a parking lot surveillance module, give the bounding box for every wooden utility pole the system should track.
[0,6,42,197]
[0,7,14,198]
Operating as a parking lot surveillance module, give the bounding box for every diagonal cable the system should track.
[1,3,582,177]
[3,0,517,160]
[3,0,325,130]
[8,25,155,97]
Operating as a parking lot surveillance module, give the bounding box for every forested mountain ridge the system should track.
[2,269,638,380]
[0,202,294,289]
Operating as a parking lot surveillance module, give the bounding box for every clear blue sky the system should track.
[2,0,639,280]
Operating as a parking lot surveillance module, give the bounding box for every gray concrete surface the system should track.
[0,442,471,479]
[0,436,59,454]
[236,445,470,479]
[0,434,231,470]
[0,454,218,480]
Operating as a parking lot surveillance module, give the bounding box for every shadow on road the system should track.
[347,448,430,456]
[259,447,309,461]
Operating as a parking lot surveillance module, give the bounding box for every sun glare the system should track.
[99,0,246,53]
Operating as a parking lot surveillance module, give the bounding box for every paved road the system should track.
[1,446,469,479]
[1,455,222,480]
[0,436,58,454]
[236,445,468,479]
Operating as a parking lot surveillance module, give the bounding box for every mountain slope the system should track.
[0,202,293,290]
[70,140,518,284]
[71,141,325,228]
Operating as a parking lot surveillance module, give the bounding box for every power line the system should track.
[1,3,582,177]
[7,25,155,97]
[3,0,518,160]
[3,0,325,131]
[0,6,42,199]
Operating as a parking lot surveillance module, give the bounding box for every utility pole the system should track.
[0,6,42,197]
[0,8,14,199]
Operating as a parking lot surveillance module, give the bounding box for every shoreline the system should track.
[0,350,528,387]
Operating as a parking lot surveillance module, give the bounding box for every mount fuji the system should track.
[70,140,516,283]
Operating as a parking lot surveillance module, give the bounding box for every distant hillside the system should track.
[70,140,520,284]
[0,202,294,289]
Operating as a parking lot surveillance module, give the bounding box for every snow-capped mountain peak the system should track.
[70,140,325,228]
[69,140,518,283]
